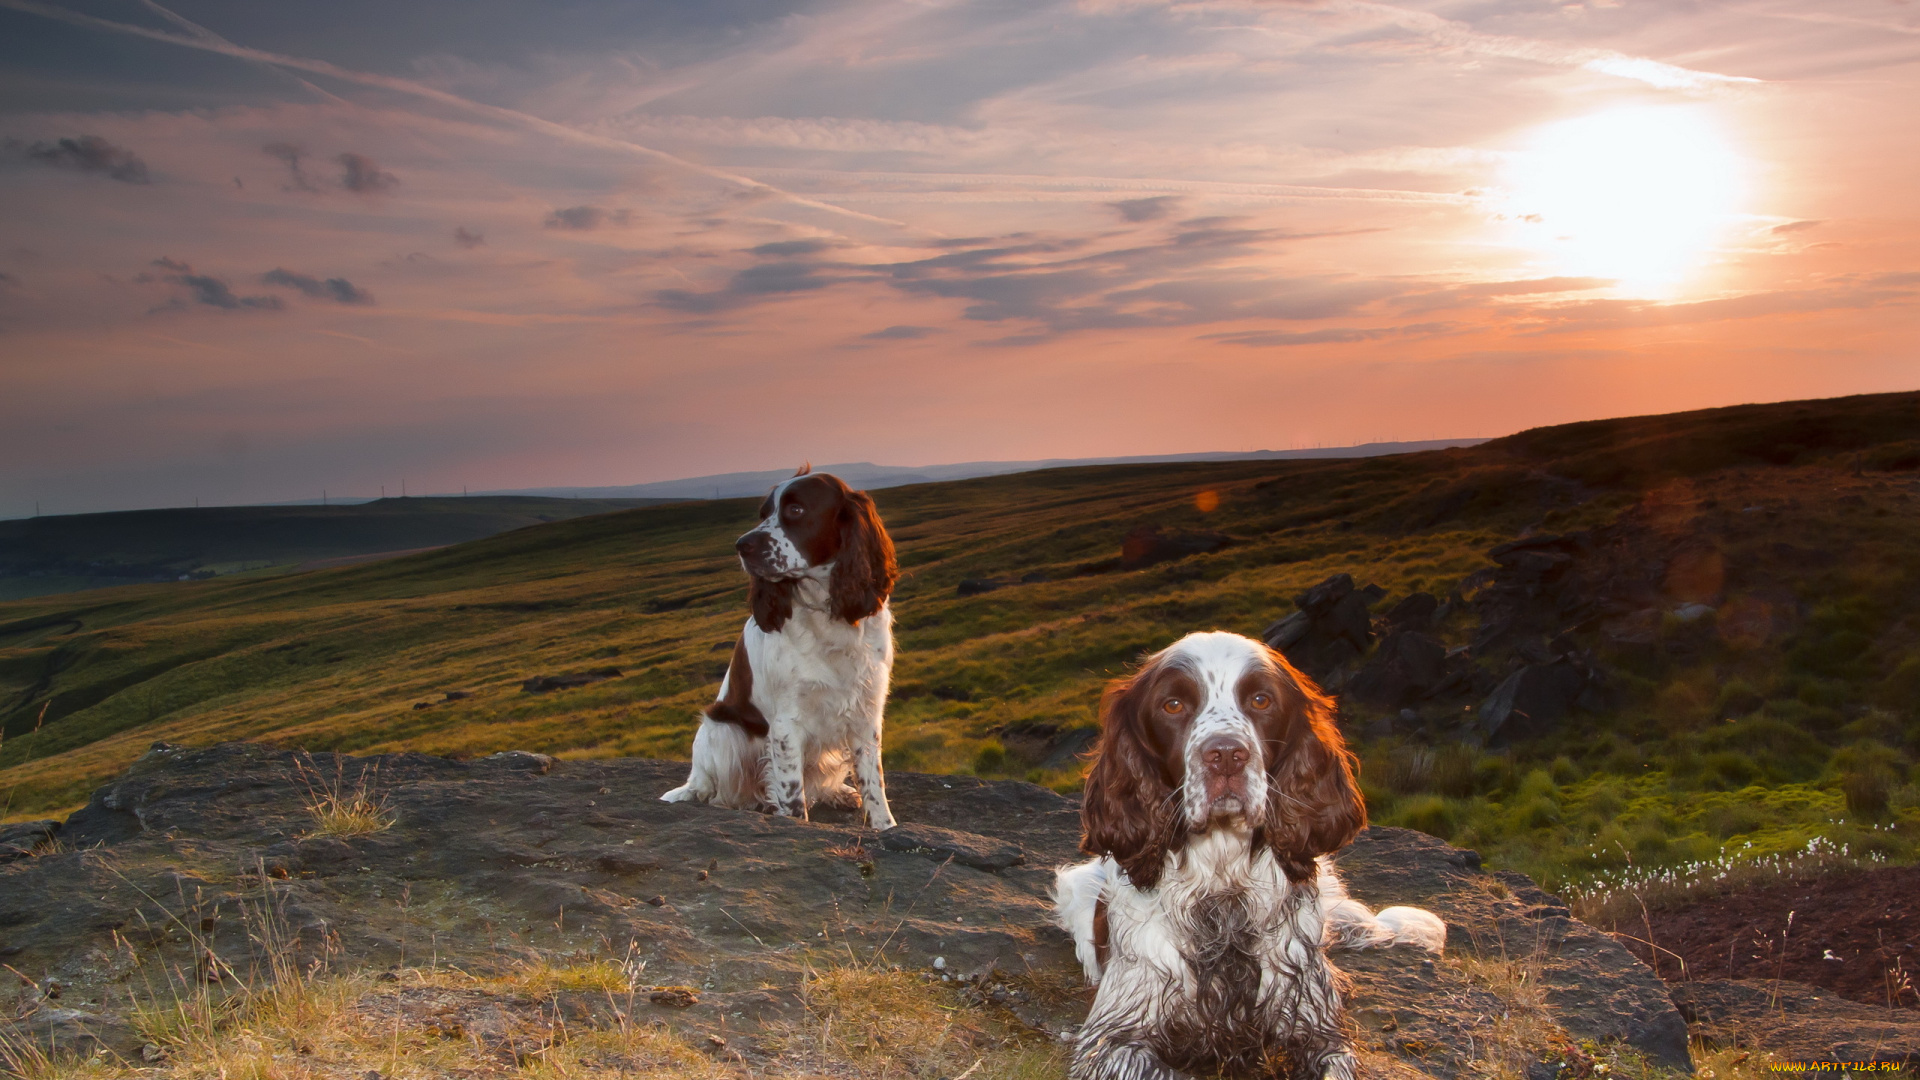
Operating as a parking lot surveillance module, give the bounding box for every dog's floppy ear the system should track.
[829,488,897,624]
[749,575,794,633]
[1081,662,1186,890]
[1256,647,1365,881]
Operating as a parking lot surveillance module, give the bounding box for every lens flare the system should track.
[1498,106,1748,295]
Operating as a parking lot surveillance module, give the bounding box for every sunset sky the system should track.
[2,0,1916,517]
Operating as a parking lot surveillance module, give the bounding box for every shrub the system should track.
[1714,678,1765,719]
[1509,796,1561,831]
[1842,768,1896,819]
[1879,654,1920,709]
[1395,795,1459,840]
[971,740,1007,774]
[1699,750,1758,790]
[1702,801,1765,838]
[1431,744,1478,797]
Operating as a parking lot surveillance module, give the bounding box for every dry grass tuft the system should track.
[293,753,394,837]
[1448,949,1565,1080]
[771,966,1065,1080]
[0,1032,129,1080]
[1691,1043,1786,1080]
[501,955,642,999]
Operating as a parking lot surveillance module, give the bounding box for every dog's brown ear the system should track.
[749,574,794,633]
[829,489,897,623]
[1081,664,1186,889]
[1256,648,1365,881]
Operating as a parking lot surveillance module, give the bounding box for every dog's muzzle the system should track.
[1198,734,1253,817]
[736,527,799,578]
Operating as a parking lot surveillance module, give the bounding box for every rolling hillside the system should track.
[0,495,680,601]
[3,390,1918,893]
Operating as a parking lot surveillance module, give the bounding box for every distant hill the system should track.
[481,439,1488,500]
[0,496,681,601]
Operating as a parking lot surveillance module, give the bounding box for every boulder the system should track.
[520,668,622,693]
[1346,630,1448,710]
[1381,591,1440,633]
[0,819,59,862]
[1118,524,1233,569]
[1479,661,1588,742]
[1264,573,1379,682]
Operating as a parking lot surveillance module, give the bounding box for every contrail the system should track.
[0,0,911,232]
[1341,0,1762,91]
[135,0,351,106]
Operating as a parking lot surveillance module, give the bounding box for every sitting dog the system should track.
[1053,630,1445,1080]
[661,467,899,828]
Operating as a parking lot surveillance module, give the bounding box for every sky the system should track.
[1,0,1916,518]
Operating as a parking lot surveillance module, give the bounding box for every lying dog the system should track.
[1054,630,1444,1080]
[662,467,899,828]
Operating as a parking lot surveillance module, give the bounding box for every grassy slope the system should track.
[3,391,1919,894]
[0,495,681,601]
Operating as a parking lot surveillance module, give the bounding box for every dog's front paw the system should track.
[660,784,700,803]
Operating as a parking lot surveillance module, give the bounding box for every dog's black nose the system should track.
[1200,736,1251,777]
[736,531,771,560]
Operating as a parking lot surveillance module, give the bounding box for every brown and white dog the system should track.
[1053,631,1444,1080]
[661,467,900,828]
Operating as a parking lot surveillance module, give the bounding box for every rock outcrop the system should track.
[1,743,1701,1073]
[1672,980,1918,1065]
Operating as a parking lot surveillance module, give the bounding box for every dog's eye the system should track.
[1161,698,1185,716]
[785,504,804,518]
[1249,691,1273,709]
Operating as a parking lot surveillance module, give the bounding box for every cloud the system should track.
[337,152,398,193]
[749,239,841,257]
[1110,196,1179,223]
[13,135,150,183]
[453,226,485,248]
[261,268,375,305]
[141,258,282,311]
[261,142,317,191]
[655,260,848,312]
[1772,220,1825,235]
[1504,276,1920,335]
[1391,276,1613,315]
[873,224,1402,336]
[649,221,1414,337]
[544,205,634,230]
[862,324,937,339]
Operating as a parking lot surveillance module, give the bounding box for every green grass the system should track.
[4,390,1920,897]
[0,494,683,600]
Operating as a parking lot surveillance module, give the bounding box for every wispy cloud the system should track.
[861,324,937,340]
[261,268,374,304]
[140,258,282,311]
[544,206,633,230]
[262,142,317,191]
[336,152,397,193]
[11,135,150,183]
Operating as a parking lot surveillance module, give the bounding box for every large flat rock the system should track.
[2,743,1690,1075]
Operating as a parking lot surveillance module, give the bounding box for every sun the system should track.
[1497,106,1748,295]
